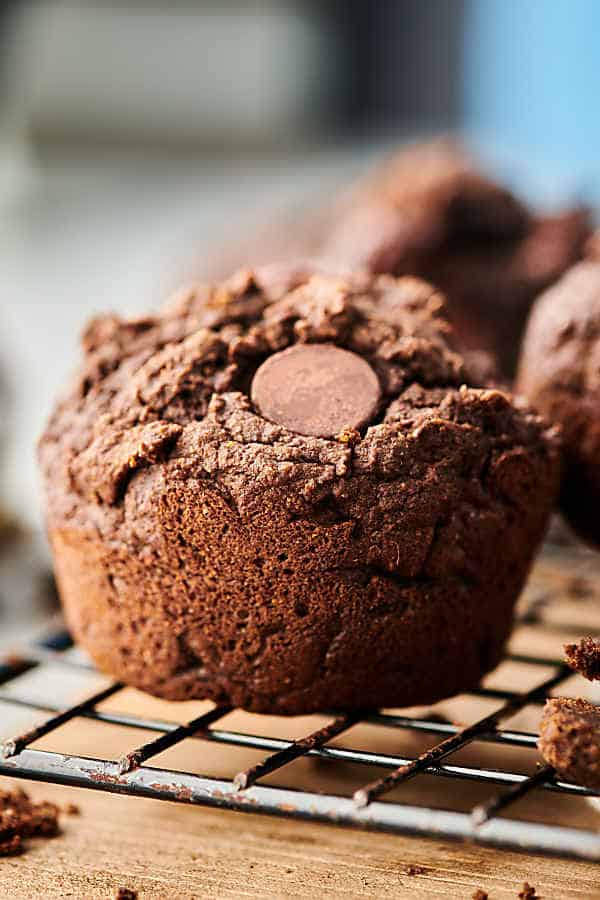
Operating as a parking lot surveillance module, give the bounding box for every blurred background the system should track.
[0,0,597,635]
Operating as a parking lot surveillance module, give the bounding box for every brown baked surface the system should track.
[204,140,591,377]
[40,271,559,713]
[517,261,600,546]
[538,697,600,790]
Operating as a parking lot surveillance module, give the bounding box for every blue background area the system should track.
[463,0,599,203]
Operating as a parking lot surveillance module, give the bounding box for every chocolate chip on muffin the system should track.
[250,343,382,437]
[517,261,600,546]
[564,637,600,681]
[518,884,540,900]
[539,697,600,790]
[40,270,559,714]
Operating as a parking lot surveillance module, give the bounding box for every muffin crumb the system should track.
[0,787,60,856]
[539,697,600,789]
[405,864,427,876]
[40,270,560,714]
[335,427,361,446]
[564,636,600,680]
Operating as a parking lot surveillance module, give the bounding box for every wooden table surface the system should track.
[0,776,598,899]
[1,547,600,898]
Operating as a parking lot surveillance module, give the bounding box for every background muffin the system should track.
[204,140,591,377]
[40,271,559,714]
[517,261,600,546]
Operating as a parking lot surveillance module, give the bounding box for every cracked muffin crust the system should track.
[40,271,559,713]
[517,261,600,546]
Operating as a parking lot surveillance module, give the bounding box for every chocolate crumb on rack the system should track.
[0,786,60,856]
[115,889,138,900]
[538,697,600,790]
[564,636,600,681]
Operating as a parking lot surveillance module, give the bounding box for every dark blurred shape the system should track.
[327,1,465,132]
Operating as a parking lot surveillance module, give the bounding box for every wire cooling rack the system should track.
[1,543,599,862]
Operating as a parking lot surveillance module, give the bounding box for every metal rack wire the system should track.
[1,546,599,862]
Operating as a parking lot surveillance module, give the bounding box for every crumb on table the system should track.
[64,803,81,816]
[538,696,600,790]
[518,882,540,899]
[405,864,427,876]
[0,787,60,857]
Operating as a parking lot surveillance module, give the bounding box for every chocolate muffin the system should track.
[517,261,600,546]
[203,140,591,377]
[40,271,559,713]
[539,697,600,790]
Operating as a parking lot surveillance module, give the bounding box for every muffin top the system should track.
[40,270,558,550]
